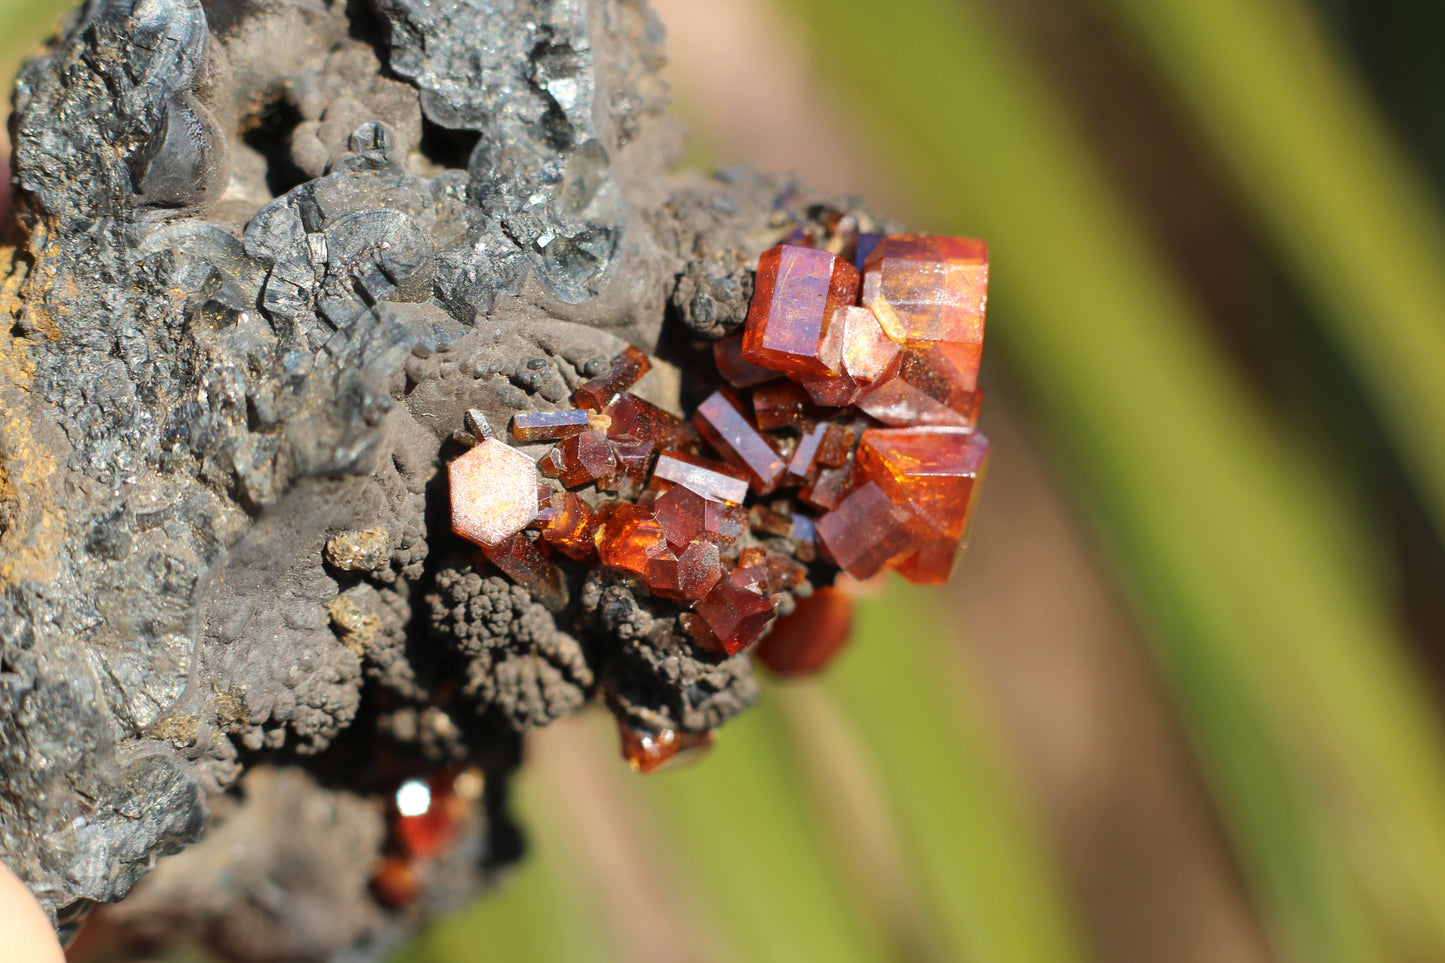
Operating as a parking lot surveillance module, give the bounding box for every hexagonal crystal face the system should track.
[449,438,541,547]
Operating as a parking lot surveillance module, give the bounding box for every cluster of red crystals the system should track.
[446,223,992,776]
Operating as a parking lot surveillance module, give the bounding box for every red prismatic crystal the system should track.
[742,245,859,378]
[815,480,929,579]
[755,586,855,676]
[714,334,782,389]
[574,345,653,410]
[539,430,620,488]
[598,504,671,577]
[692,389,786,489]
[856,342,982,427]
[646,538,724,601]
[690,568,777,656]
[752,381,820,431]
[481,533,567,611]
[538,492,599,560]
[450,438,542,547]
[618,722,714,774]
[861,234,987,345]
[651,450,750,505]
[511,408,591,442]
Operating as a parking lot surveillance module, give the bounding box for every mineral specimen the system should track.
[0,0,990,950]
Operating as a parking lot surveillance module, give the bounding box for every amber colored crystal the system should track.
[574,345,653,410]
[714,334,782,389]
[651,451,750,505]
[692,389,786,489]
[510,408,591,442]
[480,534,568,611]
[646,538,724,601]
[815,480,929,579]
[690,568,777,656]
[736,545,769,573]
[755,586,855,676]
[538,492,599,561]
[741,245,859,378]
[618,722,713,774]
[861,234,987,345]
[752,381,820,431]
[371,855,421,908]
[539,430,620,488]
[856,343,982,427]
[856,427,990,540]
[598,504,671,577]
[838,305,901,384]
[450,438,542,548]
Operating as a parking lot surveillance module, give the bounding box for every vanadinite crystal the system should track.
[445,219,993,775]
[450,438,542,547]
[742,245,860,378]
[861,234,987,345]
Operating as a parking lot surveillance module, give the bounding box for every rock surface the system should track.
[0,0,857,956]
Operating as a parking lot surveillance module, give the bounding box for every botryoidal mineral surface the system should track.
[0,0,854,957]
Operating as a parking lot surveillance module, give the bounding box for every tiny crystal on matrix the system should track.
[574,345,653,410]
[692,389,786,489]
[511,408,591,442]
[450,438,542,547]
[742,244,860,378]
[755,586,856,676]
[861,234,988,345]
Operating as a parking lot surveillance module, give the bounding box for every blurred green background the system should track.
[9,0,1445,960]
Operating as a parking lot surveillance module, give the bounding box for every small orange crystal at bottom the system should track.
[618,722,714,774]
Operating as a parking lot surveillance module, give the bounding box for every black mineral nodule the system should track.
[0,0,850,957]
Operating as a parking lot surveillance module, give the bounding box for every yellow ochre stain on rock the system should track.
[0,224,71,586]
